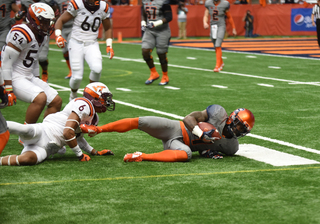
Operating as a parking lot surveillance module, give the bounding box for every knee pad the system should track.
[89,71,101,82]
[69,77,82,90]
[158,55,168,65]
[143,54,153,62]
[39,60,48,68]
[90,62,102,74]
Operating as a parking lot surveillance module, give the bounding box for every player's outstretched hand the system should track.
[96,149,114,156]
[5,85,16,106]
[106,46,114,59]
[78,154,91,161]
[200,149,223,159]
[56,35,66,48]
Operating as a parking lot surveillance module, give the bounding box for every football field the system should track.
[1,39,320,223]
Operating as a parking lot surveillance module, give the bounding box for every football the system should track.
[198,122,222,140]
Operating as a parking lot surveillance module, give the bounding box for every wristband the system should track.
[55,29,62,37]
[153,20,163,27]
[71,145,82,157]
[106,38,112,48]
[5,85,13,91]
[192,125,203,138]
[141,21,146,26]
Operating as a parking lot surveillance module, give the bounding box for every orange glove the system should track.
[78,154,91,161]
[5,85,16,106]
[106,46,114,59]
[56,35,66,48]
[96,149,114,156]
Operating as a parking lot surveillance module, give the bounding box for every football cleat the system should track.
[65,72,72,79]
[123,152,143,162]
[213,66,221,72]
[145,72,160,85]
[220,63,225,71]
[158,76,169,86]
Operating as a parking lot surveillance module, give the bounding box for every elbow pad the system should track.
[2,46,20,81]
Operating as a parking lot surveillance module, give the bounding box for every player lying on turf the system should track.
[0,82,115,166]
[81,105,255,162]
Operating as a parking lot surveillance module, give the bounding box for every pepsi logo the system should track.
[294,14,304,26]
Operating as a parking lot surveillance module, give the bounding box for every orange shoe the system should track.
[213,66,221,72]
[123,152,143,162]
[145,72,160,85]
[159,76,169,86]
[65,72,72,79]
[42,73,48,82]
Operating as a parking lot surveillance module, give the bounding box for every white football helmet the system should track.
[83,82,115,113]
[26,2,55,36]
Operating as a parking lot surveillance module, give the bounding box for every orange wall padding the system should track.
[110,4,316,38]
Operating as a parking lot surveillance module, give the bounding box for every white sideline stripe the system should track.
[212,85,228,89]
[237,144,320,166]
[268,66,281,69]
[187,57,196,60]
[164,86,180,90]
[116,88,132,92]
[246,55,257,58]
[247,133,320,155]
[257,84,274,87]
[50,47,320,86]
[48,82,320,155]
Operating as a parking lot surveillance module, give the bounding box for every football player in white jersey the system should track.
[1,3,62,125]
[20,0,60,82]
[55,0,114,101]
[0,82,116,166]
[81,106,255,162]
[0,60,9,156]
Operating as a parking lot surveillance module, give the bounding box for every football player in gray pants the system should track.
[141,0,172,86]
[81,105,255,162]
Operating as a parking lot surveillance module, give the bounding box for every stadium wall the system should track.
[108,4,316,38]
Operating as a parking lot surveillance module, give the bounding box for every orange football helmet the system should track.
[226,108,255,138]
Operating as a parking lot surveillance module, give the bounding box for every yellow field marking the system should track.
[1,166,320,186]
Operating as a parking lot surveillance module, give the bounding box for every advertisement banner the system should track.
[291,8,316,31]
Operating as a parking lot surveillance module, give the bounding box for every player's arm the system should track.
[183,110,209,132]
[2,42,20,106]
[102,18,114,59]
[146,4,172,28]
[225,10,237,36]
[312,13,315,26]
[63,112,91,161]
[54,11,73,48]
[203,8,209,29]
[77,136,114,156]
[183,110,217,143]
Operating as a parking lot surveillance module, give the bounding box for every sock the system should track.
[162,71,168,77]
[142,150,188,162]
[100,118,139,132]
[150,67,157,73]
[215,47,222,67]
[42,70,48,75]
[0,130,10,155]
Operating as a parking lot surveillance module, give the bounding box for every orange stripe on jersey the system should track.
[104,3,109,13]
[70,0,79,10]
[179,121,190,146]
[75,97,94,116]
[11,27,32,43]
